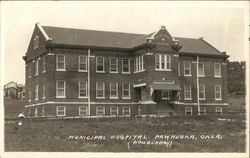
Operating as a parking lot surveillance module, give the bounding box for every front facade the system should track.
[23,23,229,118]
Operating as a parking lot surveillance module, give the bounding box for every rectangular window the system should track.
[56,106,66,116]
[110,106,118,116]
[42,84,46,99]
[214,63,222,77]
[199,107,206,116]
[56,80,65,98]
[123,106,131,116]
[28,88,31,102]
[199,85,205,100]
[215,107,222,115]
[162,90,170,100]
[79,81,87,98]
[42,57,46,73]
[96,82,105,98]
[177,91,181,100]
[110,57,118,73]
[122,83,130,99]
[198,63,205,76]
[134,56,144,72]
[33,35,39,49]
[185,107,192,116]
[138,106,142,116]
[28,64,32,77]
[35,59,39,76]
[184,85,192,100]
[96,106,105,116]
[122,58,130,73]
[178,62,181,76]
[215,85,222,100]
[34,107,38,117]
[184,62,191,76]
[96,56,104,72]
[79,106,88,117]
[35,84,38,100]
[42,107,45,117]
[155,54,171,70]
[79,56,87,71]
[110,82,118,99]
[56,54,65,71]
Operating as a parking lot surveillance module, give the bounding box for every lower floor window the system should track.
[57,106,66,116]
[110,106,118,115]
[96,106,105,116]
[34,107,38,117]
[123,106,131,116]
[79,106,88,116]
[199,107,206,116]
[215,107,222,115]
[42,107,45,117]
[185,107,192,116]
[138,106,142,116]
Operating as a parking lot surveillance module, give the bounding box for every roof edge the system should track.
[36,23,52,41]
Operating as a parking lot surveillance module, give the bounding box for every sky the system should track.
[1,1,249,85]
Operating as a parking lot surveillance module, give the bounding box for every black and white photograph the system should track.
[0,1,249,158]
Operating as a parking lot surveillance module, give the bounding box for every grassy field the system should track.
[5,116,246,152]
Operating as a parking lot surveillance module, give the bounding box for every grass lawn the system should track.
[5,116,246,152]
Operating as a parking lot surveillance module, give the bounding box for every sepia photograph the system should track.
[0,1,249,158]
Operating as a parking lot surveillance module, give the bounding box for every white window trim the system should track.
[215,85,222,100]
[110,106,119,116]
[34,107,38,117]
[122,83,131,99]
[79,81,88,98]
[28,64,32,78]
[96,82,105,99]
[56,106,66,117]
[123,106,131,116]
[214,63,222,78]
[184,85,192,100]
[178,62,181,76]
[79,106,88,116]
[122,58,130,73]
[35,84,39,101]
[79,55,88,72]
[110,57,118,73]
[155,54,171,71]
[96,106,105,116]
[162,90,170,100]
[28,88,31,102]
[42,84,46,99]
[56,54,66,71]
[96,56,105,73]
[199,107,206,116]
[199,84,206,100]
[134,56,145,73]
[215,107,223,115]
[56,80,66,98]
[198,63,205,77]
[35,59,39,76]
[110,82,118,99]
[185,107,192,116]
[184,62,192,77]
[42,57,46,73]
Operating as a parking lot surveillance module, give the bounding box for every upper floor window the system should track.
[184,62,192,76]
[35,84,38,100]
[96,56,104,72]
[79,81,87,98]
[96,82,105,98]
[155,54,171,70]
[28,88,31,102]
[35,59,39,76]
[215,85,222,100]
[184,85,192,100]
[110,82,118,99]
[42,84,46,99]
[122,83,130,99]
[42,57,46,73]
[122,58,130,73]
[162,90,170,100]
[79,56,87,71]
[134,56,144,72]
[56,54,65,71]
[28,64,32,78]
[33,35,39,49]
[110,57,118,73]
[178,62,181,76]
[214,63,222,77]
[199,85,205,100]
[198,63,205,77]
[56,80,65,98]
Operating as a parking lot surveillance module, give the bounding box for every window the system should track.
[184,62,191,76]
[185,107,192,116]
[35,84,38,100]
[79,106,88,116]
[56,54,65,71]
[28,64,32,78]
[155,54,171,70]
[122,58,130,73]
[198,63,205,76]
[28,88,31,102]
[184,85,192,100]
[177,91,181,100]
[134,56,144,72]
[123,107,131,116]
[199,85,205,100]
[96,82,105,98]
[122,83,130,99]
[79,81,87,98]
[215,107,222,115]
[96,56,104,72]
[35,59,39,76]
[42,84,46,99]
[79,56,87,71]
[214,63,221,77]
[110,106,118,116]
[42,107,45,117]
[42,57,46,73]
[96,106,105,116]
[56,80,65,98]
[110,57,118,73]
[138,106,142,116]
[178,62,181,76]
[199,107,206,116]
[162,90,170,100]
[215,85,222,100]
[33,35,39,49]
[56,106,66,116]
[110,82,118,99]
[34,107,38,117]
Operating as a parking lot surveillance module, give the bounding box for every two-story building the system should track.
[23,23,229,118]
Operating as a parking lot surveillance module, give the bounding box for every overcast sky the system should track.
[1,1,248,85]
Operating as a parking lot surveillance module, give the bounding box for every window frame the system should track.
[215,85,222,100]
[110,57,118,73]
[122,58,130,73]
[184,85,192,100]
[96,106,105,116]
[96,56,105,73]
[198,63,205,77]
[56,80,66,98]
[33,35,39,49]
[185,107,192,116]
[110,82,118,99]
[123,106,131,116]
[79,81,88,98]
[42,57,46,73]
[199,107,206,116]
[35,84,39,101]
[199,84,206,100]
[110,106,119,116]
[79,106,88,117]
[215,107,222,115]
[56,106,66,117]
[96,82,105,98]
[155,54,171,71]
[214,63,222,78]
[122,83,130,99]
[42,84,46,99]
[162,90,170,100]
[56,54,66,71]
[184,62,192,76]
[79,55,88,72]
[134,56,145,73]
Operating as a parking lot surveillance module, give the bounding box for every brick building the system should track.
[23,23,229,118]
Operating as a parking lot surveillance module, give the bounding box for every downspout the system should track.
[88,48,91,117]
[196,56,200,116]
